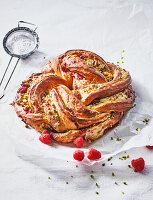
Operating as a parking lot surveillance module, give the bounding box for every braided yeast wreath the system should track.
[13,50,135,143]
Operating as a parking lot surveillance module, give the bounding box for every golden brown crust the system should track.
[13,49,135,144]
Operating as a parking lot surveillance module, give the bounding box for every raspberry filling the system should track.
[69,71,75,76]
[66,107,76,116]
[91,99,100,104]
[76,74,84,80]
[17,82,30,94]
[74,93,81,100]
[61,66,69,72]
[98,68,103,72]
[80,54,87,59]
[123,89,132,98]
[79,129,86,134]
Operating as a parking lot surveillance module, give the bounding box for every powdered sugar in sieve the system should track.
[1,21,39,100]
[6,30,36,55]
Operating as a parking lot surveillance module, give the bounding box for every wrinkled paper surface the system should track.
[0,0,153,169]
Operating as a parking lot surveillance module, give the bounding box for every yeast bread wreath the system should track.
[13,49,135,143]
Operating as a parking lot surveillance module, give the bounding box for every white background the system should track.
[0,0,153,199]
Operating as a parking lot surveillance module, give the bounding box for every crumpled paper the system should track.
[0,0,153,169]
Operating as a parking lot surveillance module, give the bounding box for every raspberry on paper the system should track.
[87,148,101,160]
[73,150,84,161]
[39,132,52,144]
[131,157,145,172]
[73,137,83,148]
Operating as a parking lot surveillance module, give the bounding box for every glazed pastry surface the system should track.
[13,50,135,143]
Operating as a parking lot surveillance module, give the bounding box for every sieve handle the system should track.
[18,21,37,31]
[0,58,20,100]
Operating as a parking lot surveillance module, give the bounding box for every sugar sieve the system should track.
[0,21,39,99]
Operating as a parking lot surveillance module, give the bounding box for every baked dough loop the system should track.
[13,49,135,143]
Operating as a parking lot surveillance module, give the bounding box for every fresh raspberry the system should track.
[73,150,84,161]
[131,157,145,172]
[87,148,101,160]
[39,132,52,144]
[73,137,83,148]
[146,145,153,149]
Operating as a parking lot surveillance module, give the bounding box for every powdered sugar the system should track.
[6,30,36,55]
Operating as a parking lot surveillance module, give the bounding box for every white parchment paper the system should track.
[1,1,153,200]
[0,0,153,167]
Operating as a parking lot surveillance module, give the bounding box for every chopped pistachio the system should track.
[111,163,113,165]
[102,163,105,166]
[66,182,68,184]
[123,156,126,160]
[96,191,99,195]
[136,128,138,131]
[128,164,131,168]
[112,172,115,176]
[123,182,127,185]
[117,137,121,141]
[95,183,99,187]
[130,103,136,109]
[71,175,73,178]
[114,181,118,185]
[111,137,113,140]
[76,165,78,168]
[122,191,124,195]
[108,156,112,161]
[134,169,137,172]
[103,130,106,135]
[48,176,51,179]
[143,118,150,125]
[90,174,94,179]
[127,155,129,158]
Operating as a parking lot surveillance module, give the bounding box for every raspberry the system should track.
[146,145,153,149]
[73,150,84,161]
[87,148,101,160]
[73,137,83,148]
[131,157,145,172]
[39,132,52,144]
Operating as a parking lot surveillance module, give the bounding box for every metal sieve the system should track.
[0,21,39,99]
